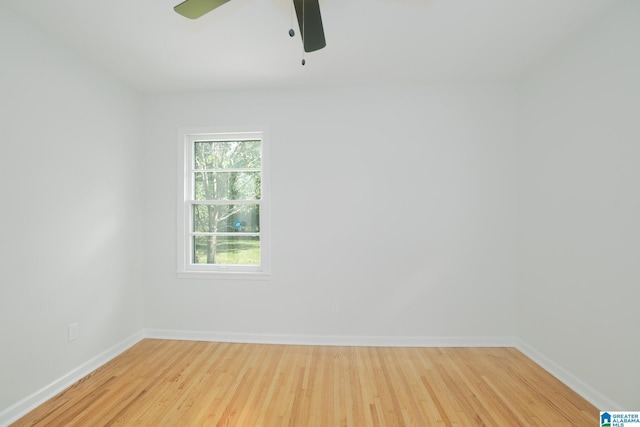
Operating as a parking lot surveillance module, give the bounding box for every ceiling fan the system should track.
[174,0,326,53]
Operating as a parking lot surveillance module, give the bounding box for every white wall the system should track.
[0,6,143,413]
[142,84,519,340]
[517,0,640,409]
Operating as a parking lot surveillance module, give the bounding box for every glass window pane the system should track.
[194,172,261,200]
[193,204,260,233]
[194,140,261,170]
[193,236,260,265]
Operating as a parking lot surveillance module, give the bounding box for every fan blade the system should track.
[174,0,232,19]
[293,0,326,52]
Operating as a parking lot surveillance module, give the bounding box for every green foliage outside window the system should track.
[192,140,262,265]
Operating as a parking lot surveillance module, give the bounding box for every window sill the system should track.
[176,271,271,281]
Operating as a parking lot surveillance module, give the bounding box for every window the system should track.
[178,130,270,279]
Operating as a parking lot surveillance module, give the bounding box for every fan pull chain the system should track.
[289,0,295,37]
[288,0,307,65]
[301,0,306,65]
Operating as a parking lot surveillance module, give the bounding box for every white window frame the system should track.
[177,129,271,280]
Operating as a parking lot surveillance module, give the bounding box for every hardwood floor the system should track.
[12,339,597,426]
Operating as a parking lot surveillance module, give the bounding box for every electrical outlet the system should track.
[68,323,79,341]
[331,302,340,313]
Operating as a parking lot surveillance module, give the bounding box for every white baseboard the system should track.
[0,331,144,427]
[144,328,516,348]
[515,338,622,411]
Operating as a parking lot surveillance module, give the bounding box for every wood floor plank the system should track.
[11,339,598,426]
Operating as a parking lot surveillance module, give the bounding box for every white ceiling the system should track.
[1,0,617,93]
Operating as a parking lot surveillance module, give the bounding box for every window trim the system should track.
[177,128,271,280]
